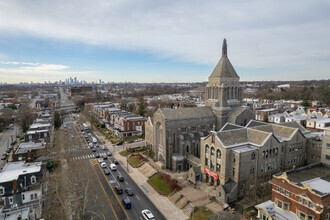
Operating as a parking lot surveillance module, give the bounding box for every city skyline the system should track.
[0,0,329,83]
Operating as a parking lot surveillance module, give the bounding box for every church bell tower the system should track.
[205,39,243,129]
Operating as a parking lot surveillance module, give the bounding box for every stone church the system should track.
[145,39,254,171]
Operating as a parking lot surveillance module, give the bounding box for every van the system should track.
[122,198,131,209]
[110,164,117,171]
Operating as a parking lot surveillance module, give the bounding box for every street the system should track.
[61,89,165,220]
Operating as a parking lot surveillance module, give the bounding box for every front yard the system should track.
[191,206,214,220]
[127,154,144,167]
[148,173,172,195]
[148,172,182,196]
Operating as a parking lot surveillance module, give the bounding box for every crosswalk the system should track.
[70,152,108,161]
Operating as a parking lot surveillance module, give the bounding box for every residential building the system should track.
[13,142,45,162]
[256,163,330,220]
[254,108,279,122]
[0,161,46,219]
[306,118,330,132]
[321,128,330,166]
[268,113,288,124]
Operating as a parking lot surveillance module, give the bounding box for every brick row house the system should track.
[256,163,330,220]
[87,102,147,139]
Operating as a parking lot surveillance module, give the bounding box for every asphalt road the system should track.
[78,123,165,220]
[60,90,165,220]
[0,124,20,167]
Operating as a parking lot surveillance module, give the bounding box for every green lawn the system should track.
[128,155,143,167]
[119,150,129,156]
[149,174,172,195]
[192,206,214,220]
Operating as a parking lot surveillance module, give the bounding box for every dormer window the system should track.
[31,176,37,184]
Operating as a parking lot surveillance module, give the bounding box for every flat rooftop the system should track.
[286,164,330,183]
[281,163,330,196]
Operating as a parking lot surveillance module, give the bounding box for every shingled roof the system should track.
[209,39,239,80]
[280,121,308,134]
[227,107,249,118]
[220,123,243,131]
[217,127,271,147]
[217,128,248,146]
[159,106,215,120]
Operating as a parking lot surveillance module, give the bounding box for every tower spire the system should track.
[222,38,227,57]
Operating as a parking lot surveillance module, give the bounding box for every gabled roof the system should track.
[227,107,251,118]
[159,106,215,120]
[220,122,243,131]
[217,128,248,146]
[245,120,268,128]
[280,121,308,134]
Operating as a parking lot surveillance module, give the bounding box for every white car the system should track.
[100,162,107,168]
[98,158,104,163]
[101,145,106,150]
[141,209,155,220]
[135,138,143,142]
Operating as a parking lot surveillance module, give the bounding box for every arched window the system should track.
[205,145,209,154]
[31,176,36,184]
[216,163,221,172]
[217,149,221,159]
[211,147,215,156]
[251,152,255,160]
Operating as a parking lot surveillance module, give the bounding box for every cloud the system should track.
[0,0,329,80]
[0,62,97,83]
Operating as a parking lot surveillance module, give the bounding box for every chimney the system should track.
[13,179,17,191]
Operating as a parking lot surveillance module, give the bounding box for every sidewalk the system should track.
[95,132,189,220]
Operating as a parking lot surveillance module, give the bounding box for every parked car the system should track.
[114,186,122,194]
[100,162,107,168]
[117,175,124,182]
[95,143,100,147]
[1,155,7,160]
[113,159,119,165]
[104,169,110,175]
[135,138,143,142]
[127,140,134,144]
[106,151,112,156]
[116,141,124,146]
[141,209,155,220]
[125,188,134,196]
[101,145,106,150]
[122,198,131,209]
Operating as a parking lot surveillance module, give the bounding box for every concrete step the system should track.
[168,191,181,204]
[182,203,194,217]
[138,163,157,178]
[176,197,189,209]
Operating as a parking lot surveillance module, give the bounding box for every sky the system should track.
[0,0,329,83]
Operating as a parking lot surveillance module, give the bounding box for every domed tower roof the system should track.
[209,39,239,82]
